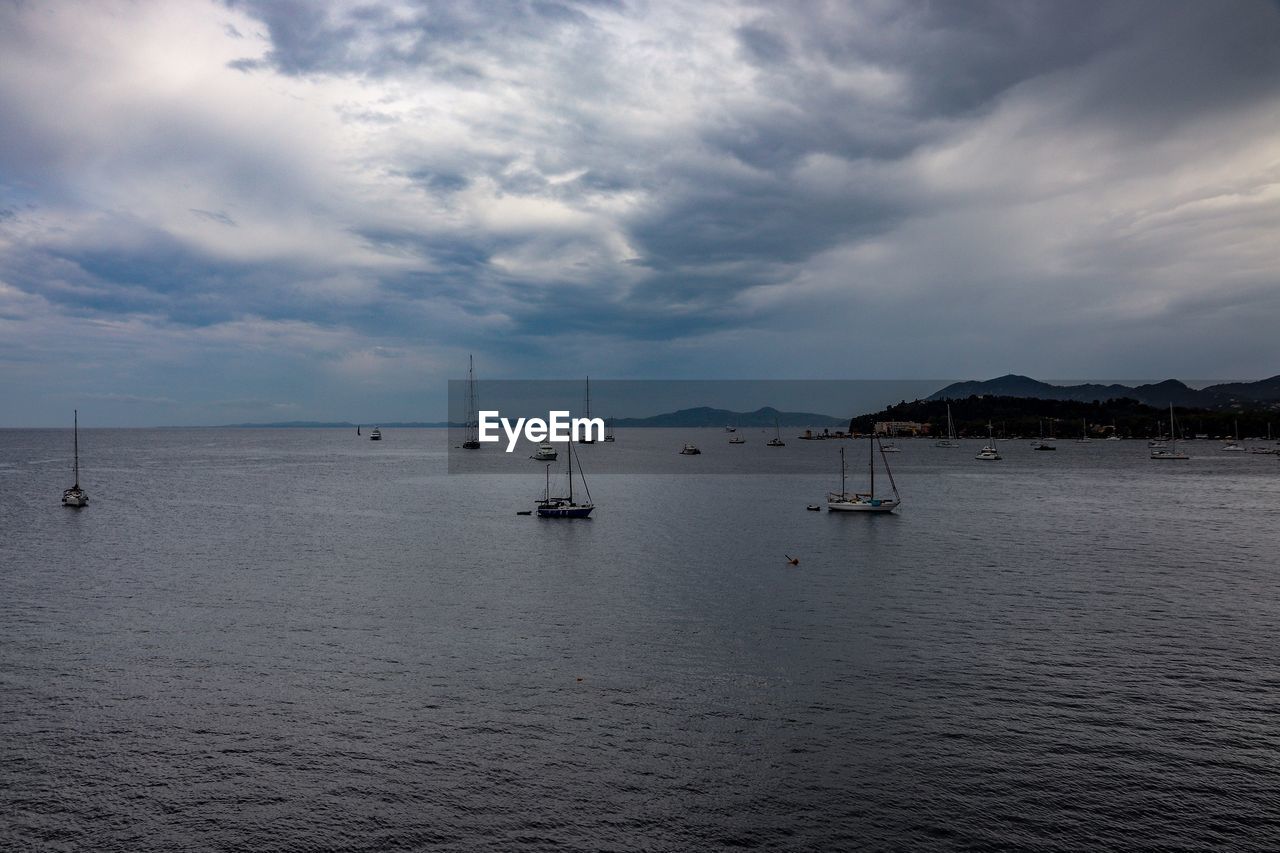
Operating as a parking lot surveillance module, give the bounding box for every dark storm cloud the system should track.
[3,0,1279,426]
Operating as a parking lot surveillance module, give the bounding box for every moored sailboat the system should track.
[536,441,594,518]
[1151,404,1188,460]
[62,409,88,507]
[935,404,959,448]
[827,437,900,513]
[462,355,482,449]
[975,422,1001,460]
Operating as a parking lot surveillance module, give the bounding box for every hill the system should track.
[612,406,846,428]
[928,374,1280,410]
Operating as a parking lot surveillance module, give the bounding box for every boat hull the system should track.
[62,489,87,507]
[827,498,899,513]
[536,503,594,518]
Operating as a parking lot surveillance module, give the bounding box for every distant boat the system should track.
[975,422,1001,460]
[725,425,737,433]
[461,355,481,450]
[531,442,558,461]
[1032,419,1056,451]
[578,377,595,444]
[603,418,615,442]
[935,404,959,448]
[357,425,361,436]
[61,409,88,507]
[880,441,901,453]
[1076,417,1092,443]
[827,438,900,513]
[536,442,593,518]
[1222,419,1245,452]
[680,443,701,455]
[370,427,382,441]
[1151,405,1188,460]
[729,435,745,445]
[767,418,785,447]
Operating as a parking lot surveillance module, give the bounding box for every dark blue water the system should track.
[3,428,1280,850]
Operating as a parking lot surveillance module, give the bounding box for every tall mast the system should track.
[567,435,574,503]
[839,446,846,496]
[73,409,79,488]
[869,432,875,497]
[584,377,590,420]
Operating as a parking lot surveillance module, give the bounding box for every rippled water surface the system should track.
[3,428,1280,851]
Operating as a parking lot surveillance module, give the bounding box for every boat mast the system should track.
[466,355,477,442]
[869,431,875,497]
[839,446,846,497]
[567,434,573,503]
[880,435,901,501]
[73,409,79,488]
[584,377,591,420]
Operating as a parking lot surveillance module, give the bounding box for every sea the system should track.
[3,427,1279,851]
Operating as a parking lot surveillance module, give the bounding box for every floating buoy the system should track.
[576,677,583,682]
[516,510,532,515]
[806,504,821,511]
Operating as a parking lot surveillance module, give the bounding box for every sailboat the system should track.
[1106,421,1121,440]
[1221,419,1245,452]
[767,417,785,447]
[462,355,481,449]
[578,377,595,444]
[1151,404,1188,460]
[934,404,959,448]
[603,417,615,442]
[1032,419,1056,451]
[827,437,900,512]
[61,410,88,507]
[1076,417,1092,443]
[536,441,594,518]
[975,422,1001,460]
[357,425,361,436]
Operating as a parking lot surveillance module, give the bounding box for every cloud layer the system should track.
[2,0,1278,424]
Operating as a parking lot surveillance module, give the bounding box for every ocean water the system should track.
[3,427,1279,851]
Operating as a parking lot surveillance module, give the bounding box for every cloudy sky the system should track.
[2,0,1278,425]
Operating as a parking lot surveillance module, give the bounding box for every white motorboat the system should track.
[369,427,382,441]
[532,442,558,461]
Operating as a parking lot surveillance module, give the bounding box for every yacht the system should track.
[975,423,1001,460]
[680,443,701,455]
[603,418,615,442]
[729,435,745,445]
[61,410,88,507]
[1151,405,1188,460]
[934,404,959,448]
[531,442,558,461]
[461,355,481,449]
[827,438,900,513]
[369,427,382,441]
[1221,420,1245,452]
[880,441,901,452]
[536,442,594,518]
[767,418,785,447]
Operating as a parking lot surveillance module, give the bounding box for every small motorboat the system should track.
[729,435,745,444]
[680,443,701,455]
[370,427,382,441]
[531,442,558,461]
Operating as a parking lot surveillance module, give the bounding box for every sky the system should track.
[1,0,1278,426]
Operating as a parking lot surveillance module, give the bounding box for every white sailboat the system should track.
[975,422,1001,460]
[61,409,88,507]
[1151,404,1188,460]
[827,437,900,513]
[767,417,785,447]
[1221,419,1245,452]
[1076,417,1092,443]
[603,418,616,442]
[461,355,481,449]
[935,404,959,448]
[536,441,594,518]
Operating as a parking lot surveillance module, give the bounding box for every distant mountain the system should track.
[612,406,846,428]
[928,374,1280,410]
